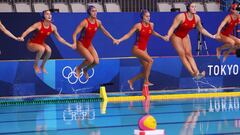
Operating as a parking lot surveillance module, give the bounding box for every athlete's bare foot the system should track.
[148,82,154,86]
[216,47,221,59]
[144,81,154,86]
[83,68,89,80]
[223,51,229,63]
[34,65,41,74]
[128,80,134,90]
[40,66,48,74]
[194,71,206,80]
[200,71,206,78]
[76,66,81,78]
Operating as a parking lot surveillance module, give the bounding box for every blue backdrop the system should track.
[0,55,239,97]
[0,12,239,97]
[0,12,229,60]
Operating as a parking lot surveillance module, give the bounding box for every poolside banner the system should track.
[0,55,239,97]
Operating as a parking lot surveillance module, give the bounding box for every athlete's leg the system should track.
[128,57,148,90]
[216,34,235,59]
[171,34,196,77]
[83,44,99,79]
[182,35,199,76]
[27,42,46,73]
[76,41,94,78]
[132,46,153,85]
[128,54,154,90]
[221,35,240,62]
[40,43,52,74]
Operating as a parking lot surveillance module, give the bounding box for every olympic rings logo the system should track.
[62,66,94,84]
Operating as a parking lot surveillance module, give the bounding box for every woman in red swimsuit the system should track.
[20,10,73,74]
[0,20,20,41]
[216,3,240,62]
[165,2,215,79]
[72,5,117,79]
[117,9,167,90]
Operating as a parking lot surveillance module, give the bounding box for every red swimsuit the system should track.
[221,14,239,36]
[78,18,98,49]
[174,12,196,39]
[30,22,53,45]
[135,22,153,51]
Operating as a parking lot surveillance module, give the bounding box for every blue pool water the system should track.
[0,96,240,135]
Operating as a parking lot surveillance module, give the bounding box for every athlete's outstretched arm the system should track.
[0,21,18,41]
[216,16,230,37]
[72,20,86,48]
[118,23,139,43]
[21,22,40,41]
[52,25,73,49]
[98,20,116,42]
[195,15,215,39]
[151,23,168,41]
[165,14,182,41]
